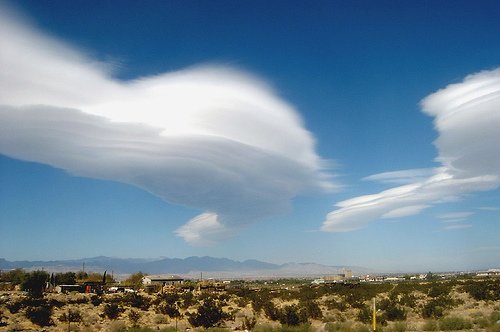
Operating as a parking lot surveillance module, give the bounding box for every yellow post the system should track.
[372,297,376,331]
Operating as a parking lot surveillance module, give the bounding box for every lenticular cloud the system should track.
[0,10,333,245]
[322,68,500,232]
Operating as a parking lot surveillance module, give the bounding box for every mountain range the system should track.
[0,256,370,279]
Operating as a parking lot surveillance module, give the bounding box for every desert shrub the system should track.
[350,325,371,332]
[154,313,169,324]
[155,292,180,305]
[157,302,181,318]
[0,268,27,285]
[421,300,444,319]
[438,316,473,330]
[427,283,451,298]
[107,320,127,332]
[388,321,407,332]
[242,315,257,330]
[54,272,77,285]
[325,321,353,332]
[68,295,89,304]
[122,293,151,310]
[59,308,82,323]
[48,298,66,308]
[25,302,53,326]
[490,311,500,323]
[128,309,142,327]
[103,303,124,319]
[421,295,455,319]
[357,306,371,324]
[252,324,313,332]
[279,305,307,326]
[6,299,24,314]
[462,279,500,301]
[180,291,196,309]
[251,289,272,313]
[21,270,49,298]
[474,316,492,328]
[299,300,322,319]
[264,301,280,321]
[91,294,102,306]
[123,272,145,289]
[188,297,228,328]
[487,325,500,332]
[0,309,7,327]
[279,323,314,332]
[422,319,438,331]
[235,297,248,307]
[326,298,348,311]
[384,304,406,321]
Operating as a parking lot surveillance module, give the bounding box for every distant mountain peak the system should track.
[0,256,370,278]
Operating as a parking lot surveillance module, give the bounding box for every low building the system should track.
[476,269,500,277]
[142,275,184,287]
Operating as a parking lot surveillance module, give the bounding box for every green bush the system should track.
[421,299,445,319]
[384,305,406,321]
[187,297,228,328]
[300,300,323,319]
[422,319,438,331]
[242,315,257,330]
[103,303,124,319]
[91,294,103,306]
[462,280,500,301]
[439,316,473,330]
[128,309,142,327]
[0,309,7,327]
[279,305,308,326]
[25,303,53,326]
[59,308,82,323]
[356,306,371,324]
[21,270,49,298]
[325,321,353,332]
[6,299,23,314]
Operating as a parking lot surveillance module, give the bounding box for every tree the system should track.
[0,268,27,285]
[21,270,49,298]
[123,272,145,288]
[54,272,76,285]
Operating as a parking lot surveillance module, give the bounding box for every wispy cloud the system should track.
[363,168,436,185]
[437,211,474,223]
[478,207,500,211]
[0,8,334,246]
[437,212,475,220]
[322,68,500,232]
[443,224,472,230]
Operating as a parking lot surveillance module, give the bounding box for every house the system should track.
[142,275,184,286]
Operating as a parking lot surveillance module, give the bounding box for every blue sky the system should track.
[1,0,499,272]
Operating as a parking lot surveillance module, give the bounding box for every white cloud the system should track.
[322,68,500,232]
[443,224,472,230]
[381,205,431,219]
[363,168,436,184]
[479,207,500,211]
[0,8,334,245]
[437,212,474,220]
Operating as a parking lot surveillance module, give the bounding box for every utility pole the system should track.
[372,297,377,331]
